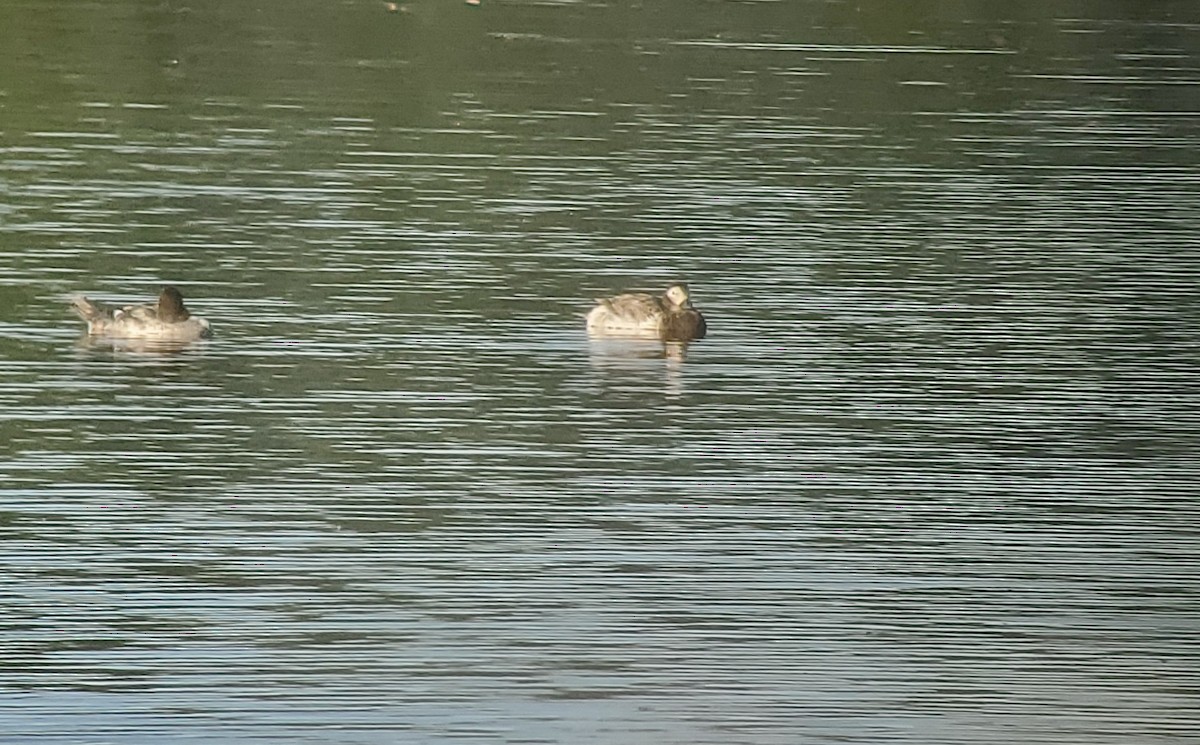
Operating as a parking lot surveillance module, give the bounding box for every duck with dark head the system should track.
[71,285,212,341]
[586,283,706,342]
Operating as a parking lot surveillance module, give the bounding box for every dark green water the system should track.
[2,1,1198,743]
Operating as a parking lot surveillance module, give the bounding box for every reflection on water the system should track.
[73,335,213,358]
[1,0,1199,743]
[587,338,692,363]
[587,338,692,396]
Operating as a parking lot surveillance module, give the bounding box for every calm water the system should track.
[2,1,1199,743]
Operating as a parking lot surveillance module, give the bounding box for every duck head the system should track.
[664,283,693,310]
[157,286,191,322]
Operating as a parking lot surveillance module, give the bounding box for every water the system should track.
[2,1,1199,743]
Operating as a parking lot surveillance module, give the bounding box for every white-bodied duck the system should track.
[586,283,707,341]
[71,286,212,341]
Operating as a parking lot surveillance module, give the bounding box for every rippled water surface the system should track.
[2,1,1199,743]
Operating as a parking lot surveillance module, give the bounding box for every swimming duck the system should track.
[71,286,212,341]
[586,283,707,341]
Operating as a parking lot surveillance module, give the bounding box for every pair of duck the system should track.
[72,283,707,343]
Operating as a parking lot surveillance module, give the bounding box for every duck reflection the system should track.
[74,333,210,357]
[586,337,693,396]
[587,337,693,361]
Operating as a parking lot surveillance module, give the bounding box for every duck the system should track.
[71,286,212,341]
[586,283,707,341]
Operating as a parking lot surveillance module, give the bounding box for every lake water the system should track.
[2,1,1198,743]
